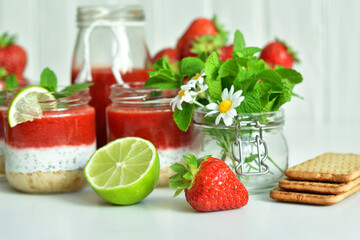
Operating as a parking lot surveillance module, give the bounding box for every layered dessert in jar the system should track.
[0,100,6,177]
[4,88,96,193]
[106,83,193,186]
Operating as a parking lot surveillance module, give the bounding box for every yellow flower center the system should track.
[194,73,202,80]
[218,100,232,113]
[179,90,186,99]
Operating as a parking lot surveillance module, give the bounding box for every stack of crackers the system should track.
[270,153,360,205]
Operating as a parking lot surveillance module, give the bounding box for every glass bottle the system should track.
[3,88,96,193]
[71,5,151,148]
[190,108,288,194]
[0,91,6,178]
[106,83,194,187]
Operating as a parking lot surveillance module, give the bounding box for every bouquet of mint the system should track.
[145,30,302,179]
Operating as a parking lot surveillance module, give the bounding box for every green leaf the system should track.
[5,75,18,91]
[144,69,179,89]
[183,172,193,181]
[233,30,245,52]
[173,103,194,132]
[40,67,57,92]
[257,70,283,89]
[169,181,183,189]
[205,52,222,101]
[61,83,93,92]
[180,57,205,77]
[170,163,187,174]
[238,90,261,113]
[240,47,262,56]
[272,79,294,110]
[153,57,171,71]
[218,59,239,78]
[276,68,303,84]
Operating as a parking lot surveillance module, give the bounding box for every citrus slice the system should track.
[8,86,55,127]
[84,137,160,205]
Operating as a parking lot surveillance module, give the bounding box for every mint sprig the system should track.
[145,29,303,131]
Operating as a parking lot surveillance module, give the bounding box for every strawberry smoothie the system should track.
[0,104,6,176]
[106,83,193,186]
[4,89,96,193]
[71,67,149,148]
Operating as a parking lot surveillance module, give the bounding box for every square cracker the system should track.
[285,153,360,183]
[279,177,360,194]
[270,184,360,205]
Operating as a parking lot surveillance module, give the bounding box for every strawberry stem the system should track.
[0,32,16,47]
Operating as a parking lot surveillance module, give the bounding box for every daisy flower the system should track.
[187,69,206,87]
[205,85,245,126]
[170,84,195,111]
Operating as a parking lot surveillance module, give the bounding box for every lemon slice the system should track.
[84,137,160,205]
[8,86,55,127]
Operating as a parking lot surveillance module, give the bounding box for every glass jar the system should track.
[191,108,288,194]
[3,88,96,193]
[0,91,6,178]
[71,5,151,148]
[107,83,193,187]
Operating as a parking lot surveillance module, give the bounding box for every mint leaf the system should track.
[205,52,222,101]
[239,47,262,57]
[219,59,239,78]
[180,57,205,78]
[272,79,294,110]
[276,68,303,84]
[233,30,245,52]
[257,70,283,89]
[61,83,93,92]
[173,103,194,132]
[153,57,171,71]
[144,70,180,89]
[5,75,18,91]
[237,90,261,113]
[40,67,57,92]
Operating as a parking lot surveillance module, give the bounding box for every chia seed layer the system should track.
[158,147,190,169]
[5,142,96,173]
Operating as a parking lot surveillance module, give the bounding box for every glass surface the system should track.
[191,108,288,194]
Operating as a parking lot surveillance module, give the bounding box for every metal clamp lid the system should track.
[231,120,269,176]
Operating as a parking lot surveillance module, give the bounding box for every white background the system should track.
[0,0,359,125]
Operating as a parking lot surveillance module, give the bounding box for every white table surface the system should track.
[1,121,359,240]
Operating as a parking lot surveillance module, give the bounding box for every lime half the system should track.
[8,86,55,127]
[84,137,160,205]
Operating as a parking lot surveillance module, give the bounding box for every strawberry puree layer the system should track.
[107,107,193,150]
[71,67,150,148]
[4,106,96,149]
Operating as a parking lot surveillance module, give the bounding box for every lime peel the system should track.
[84,137,160,205]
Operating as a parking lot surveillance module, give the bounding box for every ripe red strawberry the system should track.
[219,44,233,62]
[151,48,180,64]
[176,17,228,58]
[0,33,27,79]
[259,40,299,69]
[170,155,248,212]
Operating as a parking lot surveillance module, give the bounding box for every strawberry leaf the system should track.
[170,163,187,174]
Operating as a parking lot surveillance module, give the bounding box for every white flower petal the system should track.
[223,114,234,126]
[221,88,229,100]
[204,110,219,117]
[227,108,237,118]
[206,102,219,110]
[228,85,235,97]
[215,114,222,125]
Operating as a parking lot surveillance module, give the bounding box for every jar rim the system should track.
[6,88,91,111]
[110,82,177,106]
[77,5,145,24]
[193,107,285,128]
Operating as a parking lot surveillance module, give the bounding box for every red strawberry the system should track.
[219,44,233,62]
[176,17,227,58]
[259,40,298,69]
[170,155,248,212]
[151,48,180,64]
[0,33,27,79]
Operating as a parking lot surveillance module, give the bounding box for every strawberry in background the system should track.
[219,44,233,62]
[176,16,228,59]
[260,39,299,69]
[0,33,28,86]
[151,48,180,74]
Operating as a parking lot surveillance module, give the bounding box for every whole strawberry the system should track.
[0,33,27,79]
[176,17,228,59]
[170,155,248,212]
[260,40,299,69]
